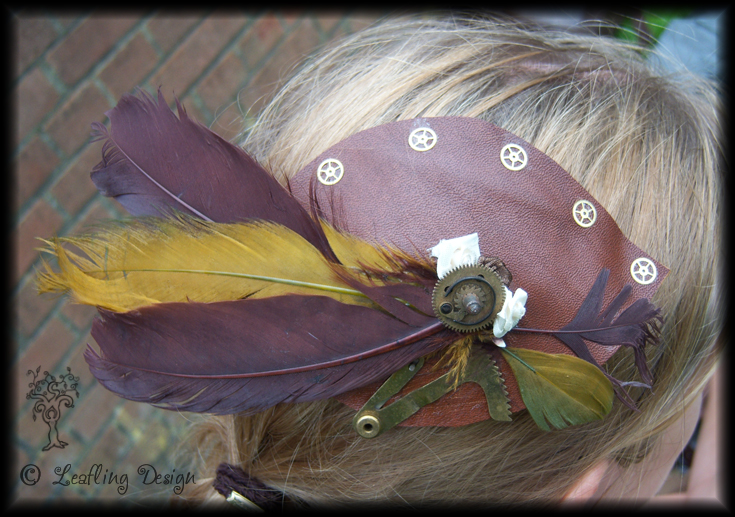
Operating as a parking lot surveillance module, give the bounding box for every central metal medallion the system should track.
[432,264,506,333]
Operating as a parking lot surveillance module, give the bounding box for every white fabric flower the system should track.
[429,233,480,279]
[493,286,528,338]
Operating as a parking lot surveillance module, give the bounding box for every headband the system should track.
[37,90,667,434]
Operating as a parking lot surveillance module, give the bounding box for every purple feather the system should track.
[90,88,337,261]
[516,269,662,410]
[86,295,448,414]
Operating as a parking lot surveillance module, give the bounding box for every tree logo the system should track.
[26,366,79,451]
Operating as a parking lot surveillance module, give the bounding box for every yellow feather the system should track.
[36,216,393,313]
[429,335,474,389]
[321,223,395,271]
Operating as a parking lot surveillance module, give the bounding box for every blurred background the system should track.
[11,9,722,507]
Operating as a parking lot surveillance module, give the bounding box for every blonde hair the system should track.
[183,16,723,506]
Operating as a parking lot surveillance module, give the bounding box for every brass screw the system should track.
[462,292,483,315]
[355,413,381,438]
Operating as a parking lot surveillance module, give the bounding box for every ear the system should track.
[562,459,610,502]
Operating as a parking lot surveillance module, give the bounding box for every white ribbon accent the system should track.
[493,286,528,338]
[429,233,480,279]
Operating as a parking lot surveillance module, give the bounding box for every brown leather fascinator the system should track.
[37,90,667,434]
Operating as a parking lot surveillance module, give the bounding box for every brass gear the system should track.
[432,264,506,333]
[453,284,487,314]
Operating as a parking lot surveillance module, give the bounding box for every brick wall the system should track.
[12,10,379,505]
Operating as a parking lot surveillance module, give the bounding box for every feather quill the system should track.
[90,88,336,261]
[86,296,449,414]
[38,216,363,312]
[37,215,435,325]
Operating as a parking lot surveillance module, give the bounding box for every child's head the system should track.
[185,16,722,506]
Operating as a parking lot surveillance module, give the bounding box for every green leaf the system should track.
[614,10,694,48]
[501,348,614,431]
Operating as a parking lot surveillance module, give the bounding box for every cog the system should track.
[432,264,506,333]
[453,284,487,314]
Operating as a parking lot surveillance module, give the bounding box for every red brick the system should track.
[285,18,322,56]
[119,426,166,471]
[67,199,115,236]
[116,399,158,433]
[15,277,59,338]
[13,448,29,483]
[16,318,77,421]
[150,15,247,96]
[146,12,204,54]
[65,331,96,389]
[32,437,84,489]
[61,303,97,333]
[315,13,343,33]
[348,13,382,32]
[54,14,83,30]
[11,337,21,412]
[79,417,131,468]
[209,102,246,144]
[330,26,348,42]
[68,381,121,442]
[44,82,109,156]
[71,426,132,498]
[99,33,159,99]
[14,16,58,78]
[11,451,45,505]
[197,51,247,114]
[281,10,304,26]
[50,142,102,216]
[237,14,285,68]
[13,137,60,213]
[240,18,321,115]
[14,199,64,285]
[178,95,211,127]
[237,79,273,117]
[15,67,60,145]
[116,410,182,468]
[46,15,142,86]
[12,476,48,503]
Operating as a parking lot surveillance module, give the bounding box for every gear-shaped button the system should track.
[630,258,657,285]
[573,200,597,228]
[500,144,528,171]
[408,128,437,151]
[432,264,506,333]
[317,158,344,185]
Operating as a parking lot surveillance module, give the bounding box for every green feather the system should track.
[501,348,614,431]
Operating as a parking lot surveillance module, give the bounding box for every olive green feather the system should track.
[500,347,614,431]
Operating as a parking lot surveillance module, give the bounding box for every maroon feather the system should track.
[515,268,662,410]
[90,88,337,261]
[332,267,436,328]
[86,296,449,414]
